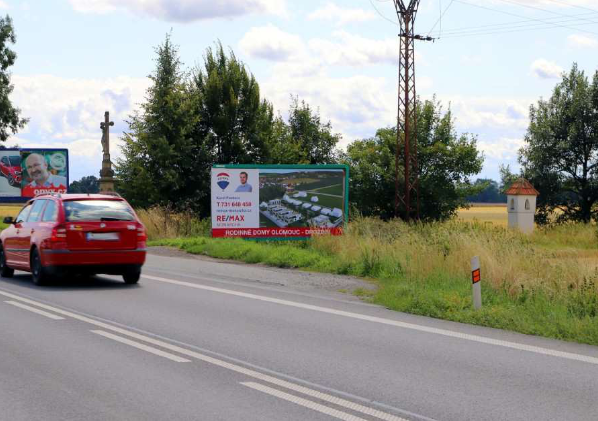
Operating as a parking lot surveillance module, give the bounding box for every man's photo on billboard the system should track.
[235,171,252,193]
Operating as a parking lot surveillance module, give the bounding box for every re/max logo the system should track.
[217,215,245,222]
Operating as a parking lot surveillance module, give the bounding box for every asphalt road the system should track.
[1,249,597,421]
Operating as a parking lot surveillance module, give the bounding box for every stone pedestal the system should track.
[99,155,115,193]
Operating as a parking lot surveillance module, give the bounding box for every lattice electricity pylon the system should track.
[392,0,433,221]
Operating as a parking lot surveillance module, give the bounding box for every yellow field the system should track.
[457,204,508,226]
[0,204,22,218]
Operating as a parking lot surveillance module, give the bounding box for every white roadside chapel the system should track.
[505,179,539,234]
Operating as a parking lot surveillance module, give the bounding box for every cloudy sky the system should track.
[5,0,598,182]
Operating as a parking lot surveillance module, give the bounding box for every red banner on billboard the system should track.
[21,185,67,198]
[212,227,344,238]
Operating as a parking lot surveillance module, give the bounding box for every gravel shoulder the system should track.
[147,246,377,295]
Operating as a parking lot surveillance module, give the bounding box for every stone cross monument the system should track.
[99,111,116,193]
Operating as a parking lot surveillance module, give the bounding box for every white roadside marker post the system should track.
[471,256,482,310]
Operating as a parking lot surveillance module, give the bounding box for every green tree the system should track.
[189,42,273,165]
[116,34,199,211]
[343,98,484,221]
[467,179,506,203]
[69,175,99,193]
[266,116,304,164]
[286,96,340,164]
[267,97,342,164]
[0,15,27,141]
[519,64,598,224]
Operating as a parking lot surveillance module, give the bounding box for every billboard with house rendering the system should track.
[210,164,348,239]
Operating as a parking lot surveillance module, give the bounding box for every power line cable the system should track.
[438,20,598,38]
[495,0,598,26]
[429,12,598,37]
[368,0,399,26]
[454,0,598,36]
[427,0,456,36]
[429,11,598,36]
[543,0,598,14]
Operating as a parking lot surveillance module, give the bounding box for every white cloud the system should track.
[239,25,305,61]
[444,96,531,132]
[11,74,149,180]
[0,1,8,9]
[530,59,563,79]
[308,2,376,26]
[262,69,396,146]
[241,26,407,68]
[568,34,598,49]
[478,137,525,161]
[310,31,399,67]
[68,0,287,22]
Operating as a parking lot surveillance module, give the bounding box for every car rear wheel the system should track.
[7,174,14,187]
[31,248,50,286]
[0,246,14,278]
[123,270,140,285]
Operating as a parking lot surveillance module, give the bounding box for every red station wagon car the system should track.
[0,194,147,285]
[0,155,22,187]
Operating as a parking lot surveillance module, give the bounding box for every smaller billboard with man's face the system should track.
[20,149,69,197]
[0,149,69,201]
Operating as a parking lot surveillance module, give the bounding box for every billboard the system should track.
[211,165,348,238]
[0,149,69,200]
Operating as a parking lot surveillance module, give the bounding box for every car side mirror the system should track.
[3,216,14,224]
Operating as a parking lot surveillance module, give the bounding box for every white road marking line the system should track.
[241,382,372,421]
[5,300,65,320]
[91,330,191,363]
[0,289,410,421]
[142,274,598,366]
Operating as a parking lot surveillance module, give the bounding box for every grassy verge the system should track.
[149,215,598,346]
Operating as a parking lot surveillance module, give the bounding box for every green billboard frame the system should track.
[212,164,350,240]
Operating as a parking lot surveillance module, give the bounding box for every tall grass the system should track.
[136,207,210,240]
[312,218,598,296]
[148,212,598,345]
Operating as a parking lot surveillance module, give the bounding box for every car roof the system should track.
[33,193,124,201]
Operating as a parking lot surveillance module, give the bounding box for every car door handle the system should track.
[30,229,35,234]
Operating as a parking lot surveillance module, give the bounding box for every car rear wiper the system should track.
[100,217,132,221]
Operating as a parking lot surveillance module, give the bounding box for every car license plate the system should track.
[87,232,119,241]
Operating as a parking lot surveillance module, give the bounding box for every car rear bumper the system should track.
[41,248,147,267]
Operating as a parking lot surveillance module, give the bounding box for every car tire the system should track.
[31,248,50,286]
[0,245,14,278]
[123,270,140,285]
[7,174,14,187]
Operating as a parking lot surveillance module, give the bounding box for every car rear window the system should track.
[9,156,20,166]
[64,200,135,222]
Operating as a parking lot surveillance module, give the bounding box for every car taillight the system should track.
[50,225,67,242]
[136,225,147,242]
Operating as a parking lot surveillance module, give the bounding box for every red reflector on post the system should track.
[472,268,481,284]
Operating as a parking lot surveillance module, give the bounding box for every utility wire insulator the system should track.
[399,33,435,41]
